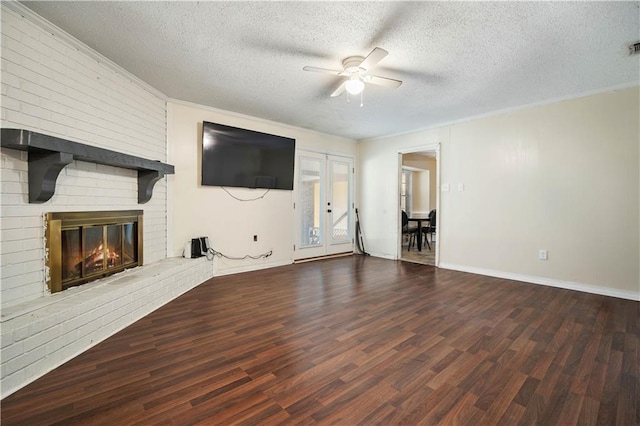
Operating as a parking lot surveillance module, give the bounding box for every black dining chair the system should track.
[421,209,436,250]
[402,210,419,251]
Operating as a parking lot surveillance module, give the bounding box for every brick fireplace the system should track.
[0,2,215,399]
[45,210,143,293]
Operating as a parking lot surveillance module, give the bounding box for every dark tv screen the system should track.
[201,121,296,190]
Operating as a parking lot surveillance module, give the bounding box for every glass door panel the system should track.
[299,155,324,248]
[123,223,137,265]
[106,225,122,269]
[295,151,353,260]
[84,226,104,275]
[61,228,81,281]
[329,160,351,245]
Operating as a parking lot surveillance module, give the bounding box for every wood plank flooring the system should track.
[1,256,638,425]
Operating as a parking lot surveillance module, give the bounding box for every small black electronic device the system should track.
[184,237,210,258]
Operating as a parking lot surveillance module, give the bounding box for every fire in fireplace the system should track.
[46,211,143,293]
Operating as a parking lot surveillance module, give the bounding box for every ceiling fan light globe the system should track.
[345,78,365,95]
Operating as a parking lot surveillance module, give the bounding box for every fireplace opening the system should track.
[46,211,143,293]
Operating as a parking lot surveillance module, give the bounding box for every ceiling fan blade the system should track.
[359,47,388,71]
[303,66,341,75]
[330,82,346,97]
[365,75,403,89]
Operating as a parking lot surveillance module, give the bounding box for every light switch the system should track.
[441,184,450,192]
[457,183,464,191]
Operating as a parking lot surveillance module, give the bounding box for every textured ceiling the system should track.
[20,1,640,140]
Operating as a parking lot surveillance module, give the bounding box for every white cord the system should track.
[221,186,270,201]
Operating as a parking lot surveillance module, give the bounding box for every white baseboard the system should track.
[438,263,640,301]
[367,251,397,260]
[214,259,293,277]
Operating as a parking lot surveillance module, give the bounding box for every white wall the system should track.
[359,87,640,300]
[167,101,356,275]
[0,3,169,308]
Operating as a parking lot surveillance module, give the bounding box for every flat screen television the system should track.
[201,121,296,190]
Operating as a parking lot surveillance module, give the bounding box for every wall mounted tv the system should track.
[201,121,296,190]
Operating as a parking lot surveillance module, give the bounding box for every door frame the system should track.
[293,149,355,260]
[397,144,440,265]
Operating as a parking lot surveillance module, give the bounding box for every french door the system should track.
[294,151,354,260]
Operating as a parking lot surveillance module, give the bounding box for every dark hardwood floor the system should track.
[1,256,638,425]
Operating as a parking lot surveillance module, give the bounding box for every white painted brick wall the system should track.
[0,4,214,399]
[1,4,169,308]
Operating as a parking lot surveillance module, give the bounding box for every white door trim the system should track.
[397,143,441,265]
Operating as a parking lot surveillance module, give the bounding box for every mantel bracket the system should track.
[1,129,175,204]
[138,170,165,204]
[29,151,74,203]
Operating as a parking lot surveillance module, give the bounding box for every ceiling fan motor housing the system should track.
[303,47,401,98]
[342,56,366,74]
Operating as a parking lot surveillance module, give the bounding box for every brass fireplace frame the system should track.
[45,210,143,293]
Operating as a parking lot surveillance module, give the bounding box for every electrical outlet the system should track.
[253,235,258,242]
[538,249,548,260]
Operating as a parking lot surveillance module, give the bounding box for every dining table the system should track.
[407,216,430,251]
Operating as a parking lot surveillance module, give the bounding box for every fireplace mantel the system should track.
[0,129,175,203]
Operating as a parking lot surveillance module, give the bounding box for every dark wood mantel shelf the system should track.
[1,128,175,204]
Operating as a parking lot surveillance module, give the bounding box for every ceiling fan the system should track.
[303,47,402,99]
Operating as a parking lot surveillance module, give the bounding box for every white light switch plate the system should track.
[457,183,464,191]
[441,184,450,192]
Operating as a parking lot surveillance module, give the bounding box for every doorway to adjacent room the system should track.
[399,147,439,266]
